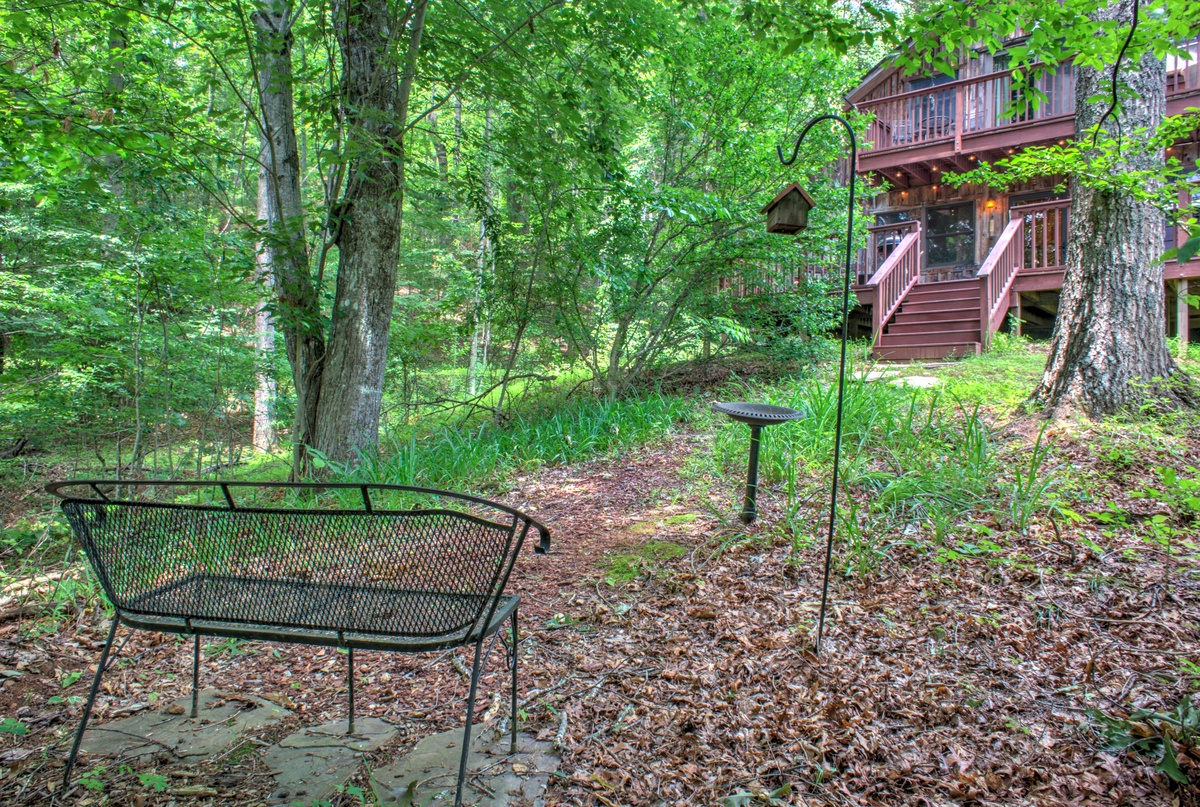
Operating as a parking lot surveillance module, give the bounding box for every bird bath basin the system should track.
[711,402,805,523]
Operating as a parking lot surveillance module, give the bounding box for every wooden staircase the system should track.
[873,279,983,361]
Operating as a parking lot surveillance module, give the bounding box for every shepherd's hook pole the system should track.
[778,114,856,655]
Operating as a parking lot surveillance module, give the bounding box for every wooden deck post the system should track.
[1179,279,1190,355]
[1015,293,1023,337]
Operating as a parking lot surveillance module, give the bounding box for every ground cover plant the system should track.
[0,345,1198,805]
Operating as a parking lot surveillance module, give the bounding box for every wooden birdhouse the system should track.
[761,182,816,235]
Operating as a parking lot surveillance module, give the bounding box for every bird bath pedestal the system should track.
[711,402,805,524]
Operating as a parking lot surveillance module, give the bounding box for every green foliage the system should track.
[331,392,694,491]
[1090,700,1200,785]
[0,717,28,736]
[79,766,108,792]
[1131,465,1200,588]
[1009,422,1059,534]
[721,783,792,806]
[138,772,170,793]
[603,540,688,585]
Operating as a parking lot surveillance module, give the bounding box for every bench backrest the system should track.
[49,481,549,640]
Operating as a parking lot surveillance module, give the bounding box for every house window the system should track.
[925,202,976,267]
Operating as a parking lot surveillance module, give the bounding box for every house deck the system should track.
[838,36,1200,359]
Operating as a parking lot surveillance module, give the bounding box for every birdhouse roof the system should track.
[760,182,816,214]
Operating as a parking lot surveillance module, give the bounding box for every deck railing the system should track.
[858,66,1076,153]
[977,197,1071,344]
[1016,198,1071,270]
[858,34,1199,155]
[866,222,922,337]
[1168,33,1200,96]
[978,218,1024,346]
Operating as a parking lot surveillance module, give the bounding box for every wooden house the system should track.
[849,34,1200,359]
[727,35,1200,361]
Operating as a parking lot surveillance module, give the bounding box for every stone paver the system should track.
[79,687,287,761]
[265,717,397,806]
[372,726,560,807]
[890,375,943,388]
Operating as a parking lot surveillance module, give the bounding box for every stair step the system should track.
[892,306,980,324]
[915,278,979,290]
[879,328,981,347]
[873,343,982,361]
[886,319,980,335]
[904,288,980,302]
[899,297,979,313]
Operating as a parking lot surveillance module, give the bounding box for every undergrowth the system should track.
[321,392,696,492]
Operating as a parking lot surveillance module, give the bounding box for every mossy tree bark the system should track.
[312,0,427,464]
[1031,0,1192,416]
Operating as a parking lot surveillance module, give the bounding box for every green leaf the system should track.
[138,772,170,792]
[61,671,82,688]
[1178,234,1200,264]
[0,718,28,735]
[721,794,755,807]
[1156,738,1188,784]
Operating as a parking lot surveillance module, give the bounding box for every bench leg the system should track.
[347,647,355,735]
[454,640,484,807]
[63,617,118,791]
[510,606,519,755]
[191,635,200,718]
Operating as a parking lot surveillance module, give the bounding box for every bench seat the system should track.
[121,582,519,652]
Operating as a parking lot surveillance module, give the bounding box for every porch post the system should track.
[1015,293,1023,338]
[1178,279,1190,355]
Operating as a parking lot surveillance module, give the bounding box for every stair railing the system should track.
[977,216,1024,347]
[866,223,922,340]
[979,197,1072,346]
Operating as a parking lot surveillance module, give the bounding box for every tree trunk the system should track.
[251,3,326,475]
[252,168,278,453]
[1031,0,1191,415]
[313,0,427,464]
[428,89,449,182]
[468,107,493,398]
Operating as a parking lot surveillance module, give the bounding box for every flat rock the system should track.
[889,375,943,388]
[372,726,560,807]
[79,688,287,761]
[266,717,398,806]
[863,368,904,382]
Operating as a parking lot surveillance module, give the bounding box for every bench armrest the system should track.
[534,523,551,554]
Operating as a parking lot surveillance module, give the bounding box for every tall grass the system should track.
[710,365,1060,573]
[325,392,695,492]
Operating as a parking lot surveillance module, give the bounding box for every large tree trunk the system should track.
[1031,0,1191,415]
[252,3,326,475]
[313,0,427,464]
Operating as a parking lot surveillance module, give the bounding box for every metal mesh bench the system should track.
[47,480,550,806]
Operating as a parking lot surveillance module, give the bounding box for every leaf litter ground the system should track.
[0,421,1198,806]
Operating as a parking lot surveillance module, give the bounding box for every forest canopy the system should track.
[0,0,868,471]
